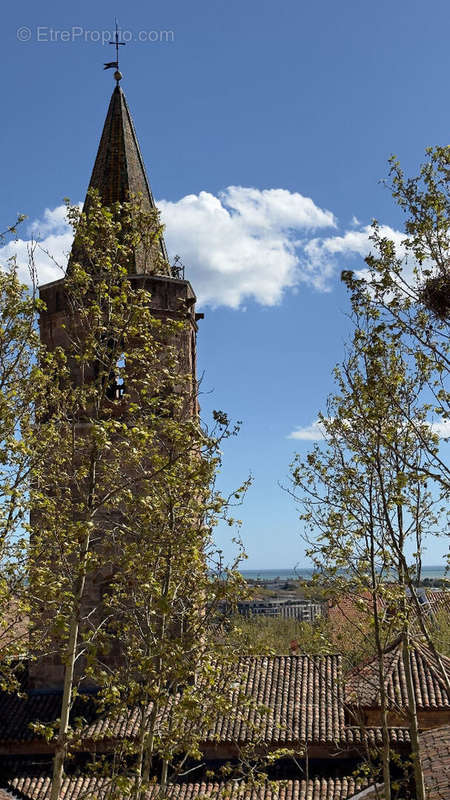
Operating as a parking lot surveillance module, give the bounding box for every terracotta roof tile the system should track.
[0,656,414,753]
[403,590,449,635]
[342,726,410,746]
[419,723,450,800]
[0,656,344,747]
[81,655,345,746]
[7,776,370,800]
[0,691,97,743]
[345,639,450,710]
[207,656,344,744]
[425,590,450,617]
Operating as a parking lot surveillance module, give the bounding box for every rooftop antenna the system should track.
[104,18,125,84]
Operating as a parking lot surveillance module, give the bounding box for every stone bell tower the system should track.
[30,77,201,689]
[39,79,199,360]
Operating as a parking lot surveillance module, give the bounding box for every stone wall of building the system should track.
[29,273,200,689]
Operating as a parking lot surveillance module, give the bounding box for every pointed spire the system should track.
[78,84,170,275]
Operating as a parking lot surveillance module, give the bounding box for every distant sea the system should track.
[240,565,448,581]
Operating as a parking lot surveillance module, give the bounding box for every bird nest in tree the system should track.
[420,273,450,319]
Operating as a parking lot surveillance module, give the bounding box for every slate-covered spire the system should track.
[76,83,170,275]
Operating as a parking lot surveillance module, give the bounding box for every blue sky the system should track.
[2,0,449,567]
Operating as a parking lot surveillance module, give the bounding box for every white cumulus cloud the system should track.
[0,205,80,287]
[0,188,408,311]
[288,419,328,441]
[288,417,450,444]
[29,205,73,237]
[303,224,407,284]
[430,419,450,439]
[159,186,336,308]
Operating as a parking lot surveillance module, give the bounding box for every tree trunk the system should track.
[401,630,425,800]
[50,529,91,800]
[133,706,147,800]
[372,595,391,800]
[368,480,391,800]
[160,759,168,793]
[396,551,450,695]
[394,500,425,800]
[141,701,158,791]
[51,447,97,800]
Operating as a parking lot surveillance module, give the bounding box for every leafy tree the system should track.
[87,413,251,798]
[288,305,448,800]
[226,615,332,656]
[293,147,450,798]
[25,193,249,800]
[429,608,450,658]
[341,145,450,498]
[338,147,450,687]
[288,147,450,798]
[0,221,57,689]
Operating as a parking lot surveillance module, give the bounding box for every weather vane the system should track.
[104,19,125,83]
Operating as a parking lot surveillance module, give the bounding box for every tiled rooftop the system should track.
[341,726,410,746]
[419,723,450,800]
[0,656,346,748]
[345,638,450,710]
[5,776,371,800]
[206,656,344,745]
[82,655,345,745]
[425,590,450,618]
[0,653,418,757]
[410,590,450,634]
[0,691,98,744]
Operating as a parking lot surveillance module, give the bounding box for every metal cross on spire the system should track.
[104,19,125,83]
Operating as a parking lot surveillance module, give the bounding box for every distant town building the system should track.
[236,598,323,621]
